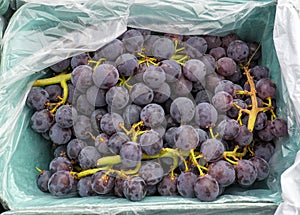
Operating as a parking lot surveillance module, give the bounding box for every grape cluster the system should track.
[29,28,288,202]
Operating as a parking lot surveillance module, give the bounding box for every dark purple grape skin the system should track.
[253,141,275,162]
[130,83,154,106]
[26,87,49,111]
[76,94,94,116]
[73,115,93,140]
[204,35,222,50]
[195,102,218,128]
[153,82,171,104]
[78,146,102,170]
[157,175,178,196]
[249,157,270,181]
[45,84,62,102]
[77,176,97,197]
[205,73,225,93]
[214,80,236,96]
[90,108,107,132]
[221,33,239,49]
[208,160,236,187]
[216,119,240,140]
[170,97,195,124]
[48,170,74,196]
[175,125,199,151]
[100,113,124,136]
[247,42,261,61]
[254,112,268,131]
[163,127,177,148]
[171,75,193,97]
[53,144,68,158]
[227,40,249,63]
[108,132,130,155]
[37,170,51,192]
[212,91,233,112]
[177,171,198,198]
[92,64,119,89]
[151,37,175,59]
[49,157,73,174]
[250,65,269,80]
[183,59,207,82]
[123,176,147,201]
[233,125,253,147]
[209,47,226,60]
[120,141,142,168]
[94,39,124,61]
[184,36,208,58]
[71,53,91,69]
[122,29,144,53]
[105,86,129,110]
[95,133,114,157]
[55,105,75,128]
[194,174,219,202]
[50,59,70,73]
[122,104,142,127]
[30,109,54,133]
[226,99,247,119]
[114,177,124,197]
[140,130,163,156]
[200,139,225,162]
[256,78,276,100]
[146,184,158,196]
[235,160,258,187]
[71,65,93,93]
[67,139,87,161]
[216,57,237,77]
[257,121,275,142]
[91,171,115,195]
[159,60,182,82]
[86,85,107,108]
[140,103,165,128]
[115,53,139,77]
[143,66,166,89]
[270,118,288,137]
[67,83,75,104]
[195,89,210,105]
[49,123,72,145]
[138,161,164,185]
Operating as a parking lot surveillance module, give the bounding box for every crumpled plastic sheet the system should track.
[274,0,300,214]
[0,0,299,214]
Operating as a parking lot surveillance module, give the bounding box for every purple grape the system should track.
[77,176,96,197]
[183,59,207,82]
[257,121,275,142]
[123,176,147,201]
[130,83,154,105]
[71,53,91,69]
[122,104,142,127]
[254,112,268,131]
[226,99,247,119]
[93,39,124,61]
[171,75,193,96]
[114,177,124,197]
[37,170,51,192]
[200,139,225,162]
[48,170,75,196]
[153,82,171,104]
[208,160,235,187]
[122,29,144,53]
[49,123,72,145]
[78,146,101,170]
[184,36,208,58]
[49,157,72,174]
[90,108,107,132]
[235,159,257,187]
[45,84,62,102]
[138,161,164,185]
[86,85,107,107]
[91,171,115,194]
[159,60,182,82]
[143,66,166,89]
[170,97,195,124]
[30,109,54,133]
[95,133,114,156]
[53,144,68,158]
[26,87,49,111]
[73,115,93,140]
[140,103,165,128]
[227,40,249,63]
[151,37,175,59]
[221,33,239,49]
[157,174,178,196]
[108,132,130,155]
[194,174,219,202]
[256,78,276,100]
[71,65,93,93]
[140,130,163,156]
[209,47,226,60]
[204,35,222,50]
[253,141,275,162]
[205,73,225,93]
[115,53,139,77]
[177,171,198,198]
[50,59,70,73]
[216,57,237,77]
[216,119,240,140]
[92,64,119,89]
[250,65,269,80]
[100,113,124,136]
[55,105,76,128]
[214,80,235,96]
[212,91,233,112]
[120,141,142,168]
[233,125,253,147]
[175,125,199,151]
[249,157,270,181]
[105,86,129,110]
[67,139,87,161]
[270,118,288,137]
[195,102,218,128]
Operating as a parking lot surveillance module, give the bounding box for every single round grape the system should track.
[157,174,178,196]
[71,65,93,93]
[175,125,199,151]
[170,97,195,124]
[122,29,144,53]
[256,78,276,100]
[227,40,249,63]
[214,80,236,96]
[130,83,154,106]
[115,53,139,77]
[194,174,219,202]
[48,170,74,196]
[26,87,49,111]
[50,59,70,73]
[94,133,114,156]
[270,118,288,137]
[105,86,129,110]
[200,139,225,162]
[73,115,93,140]
[249,157,270,181]
[216,119,240,140]
[122,104,142,127]
[30,109,54,133]
[143,66,166,89]
[195,89,210,105]
[77,176,97,197]
[151,37,175,59]
[221,33,239,49]
[153,82,171,104]
[53,144,68,158]
[100,113,124,136]
[93,39,124,61]
[163,127,177,148]
[254,141,275,162]
[226,99,247,119]
[138,161,164,185]
[140,130,163,156]
[208,160,236,187]
[250,65,269,80]
[37,170,51,192]
[195,128,209,145]
[120,141,142,168]
[216,57,237,77]
[233,125,253,147]
[177,171,197,198]
[49,123,72,145]
[71,53,91,69]
[92,64,119,89]
[159,60,182,82]
[254,112,268,131]
[78,146,101,170]
[108,132,130,155]
[204,35,222,49]
[212,91,233,112]
[228,70,243,84]
[143,35,161,56]
[45,84,62,102]
[195,102,218,128]
[140,103,165,128]
[209,47,226,60]
[257,120,275,142]
[123,176,147,201]
[86,85,107,107]
[183,59,207,82]
[67,139,87,161]
[90,108,107,132]
[199,54,216,73]
[55,105,76,128]
[184,36,208,58]
[49,157,73,174]
[235,159,258,187]
[91,171,115,194]
[75,94,94,116]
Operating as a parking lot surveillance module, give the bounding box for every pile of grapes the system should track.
[27,28,288,202]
